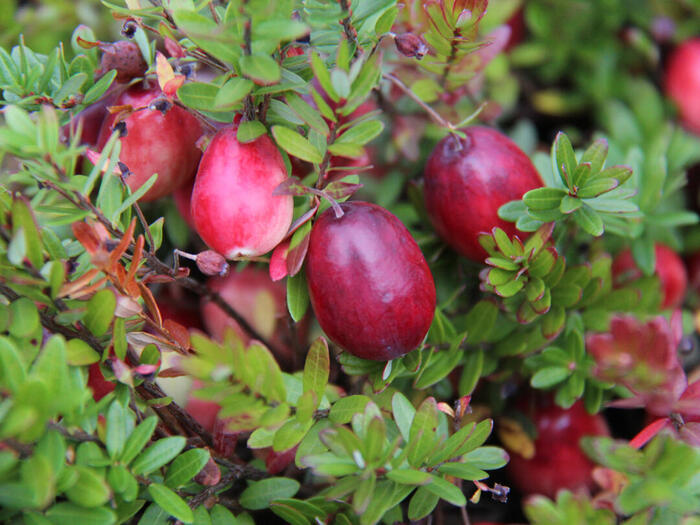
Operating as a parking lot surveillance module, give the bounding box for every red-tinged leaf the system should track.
[164,37,185,58]
[629,418,670,449]
[76,35,100,49]
[273,176,309,197]
[163,319,190,350]
[163,76,185,97]
[158,367,187,378]
[324,181,363,201]
[111,358,133,387]
[72,222,102,255]
[270,240,290,281]
[109,218,137,268]
[286,222,311,277]
[286,203,319,239]
[138,281,162,327]
[85,148,121,174]
[671,309,683,348]
[156,51,175,93]
[126,234,144,283]
[143,274,177,285]
[58,268,101,298]
[133,364,158,375]
[114,293,142,317]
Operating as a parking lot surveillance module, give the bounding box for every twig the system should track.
[383,73,454,130]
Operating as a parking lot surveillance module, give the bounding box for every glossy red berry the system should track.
[665,38,700,134]
[612,244,687,309]
[305,201,436,361]
[506,399,609,499]
[423,126,542,262]
[191,125,293,258]
[97,84,203,201]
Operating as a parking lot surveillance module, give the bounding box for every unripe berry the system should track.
[191,125,293,258]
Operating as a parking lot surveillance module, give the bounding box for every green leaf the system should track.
[559,195,582,214]
[64,466,112,508]
[408,397,439,467]
[531,366,570,389]
[177,82,219,111]
[392,392,415,443]
[131,436,186,476]
[46,503,116,525]
[523,188,567,210]
[577,178,619,199]
[121,416,157,466]
[303,337,329,409]
[310,52,338,102]
[336,120,384,146]
[9,297,39,339]
[214,77,254,109]
[66,338,100,366]
[286,271,310,322]
[573,205,604,236]
[463,446,509,469]
[106,401,128,459]
[165,449,210,489]
[239,54,280,85]
[425,475,466,506]
[272,126,323,164]
[83,290,116,337]
[236,120,267,143]
[0,336,26,393]
[464,301,498,344]
[239,478,300,510]
[579,138,608,174]
[407,486,439,521]
[455,419,493,456]
[386,468,432,485]
[286,93,330,136]
[83,70,117,105]
[438,462,487,481]
[148,483,194,524]
[273,418,313,452]
[202,504,236,525]
[554,132,577,189]
[329,395,370,424]
[12,196,43,269]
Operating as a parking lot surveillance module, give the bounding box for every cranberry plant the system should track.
[1,1,700,524]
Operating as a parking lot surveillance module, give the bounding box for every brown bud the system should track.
[394,33,429,60]
[196,250,230,276]
[98,41,148,84]
[194,457,221,486]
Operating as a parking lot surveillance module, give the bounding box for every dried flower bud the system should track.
[113,120,128,138]
[394,33,428,60]
[148,98,172,116]
[98,41,148,84]
[121,20,138,39]
[196,250,230,276]
[194,457,221,486]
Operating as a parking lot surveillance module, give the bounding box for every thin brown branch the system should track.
[383,73,454,130]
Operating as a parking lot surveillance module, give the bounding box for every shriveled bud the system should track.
[196,250,230,276]
[394,33,429,59]
[194,457,221,486]
[98,41,148,83]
